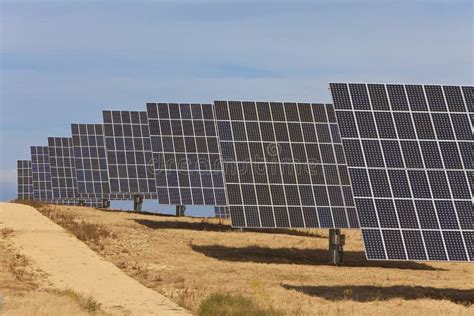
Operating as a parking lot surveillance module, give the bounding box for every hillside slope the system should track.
[11,202,474,315]
[0,202,189,316]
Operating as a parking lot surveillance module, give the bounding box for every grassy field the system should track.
[12,202,474,315]
[0,226,107,315]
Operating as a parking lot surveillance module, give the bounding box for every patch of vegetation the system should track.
[8,253,32,281]
[48,288,102,312]
[18,201,116,242]
[14,199,47,210]
[0,228,14,238]
[198,293,284,316]
[68,220,115,242]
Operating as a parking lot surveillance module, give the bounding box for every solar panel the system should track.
[102,111,157,199]
[330,83,473,261]
[146,103,227,206]
[17,160,33,200]
[48,137,79,200]
[214,101,359,229]
[71,123,131,200]
[30,146,53,201]
[214,206,230,219]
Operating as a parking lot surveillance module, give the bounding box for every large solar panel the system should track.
[214,101,359,229]
[31,146,53,201]
[102,111,157,199]
[17,160,33,200]
[48,137,79,200]
[71,123,130,200]
[330,83,473,261]
[146,103,226,206]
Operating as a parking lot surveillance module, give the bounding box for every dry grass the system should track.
[2,290,107,316]
[198,293,284,316]
[8,253,33,282]
[47,288,102,312]
[0,228,14,238]
[15,201,116,242]
[14,199,47,210]
[0,217,108,316]
[30,204,474,315]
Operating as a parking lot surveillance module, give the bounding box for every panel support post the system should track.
[329,229,345,265]
[176,205,186,217]
[78,199,85,207]
[102,198,110,209]
[133,194,144,212]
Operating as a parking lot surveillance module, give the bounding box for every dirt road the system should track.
[0,202,189,316]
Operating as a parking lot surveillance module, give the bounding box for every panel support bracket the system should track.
[329,229,345,265]
[176,205,186,217]
[102,198,110,209]
[133,193,144,211]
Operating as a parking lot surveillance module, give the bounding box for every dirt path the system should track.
[0,202,190,316]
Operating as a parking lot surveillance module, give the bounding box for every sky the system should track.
[1,0,472,215]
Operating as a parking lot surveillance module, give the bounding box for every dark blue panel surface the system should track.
[331,83,473,262]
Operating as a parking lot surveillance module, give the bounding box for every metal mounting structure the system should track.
[176,205,186,217]
[102,198,110,209]
[133,194,144,211]
[329,229,345,265]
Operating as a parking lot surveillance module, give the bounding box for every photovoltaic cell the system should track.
[330,83,473,262]
[215,101,358,229]
[102,111,157,199]
[71,124,131,200]
[146,103,226,206]
[17,160,33,200]
[31,146,53,201]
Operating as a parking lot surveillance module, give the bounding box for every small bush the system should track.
[198,293,284,316]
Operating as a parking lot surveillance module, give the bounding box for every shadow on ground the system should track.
[282,284,473,306]
[133,219,325,238]
[191,244,443,270]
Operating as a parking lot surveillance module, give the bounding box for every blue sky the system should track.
[1,0,472,215]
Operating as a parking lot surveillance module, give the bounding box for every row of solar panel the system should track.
[22,104,347,216]
[17,83,473,262]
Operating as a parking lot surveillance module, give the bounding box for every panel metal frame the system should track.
[102,111,157,199]
[215,100,359,229]
[17,160,33,200]
[330,83,473,262]
[71,123,131,200]
[30,146,54,201]
[146,103,227,206]
[48,137,80,200]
